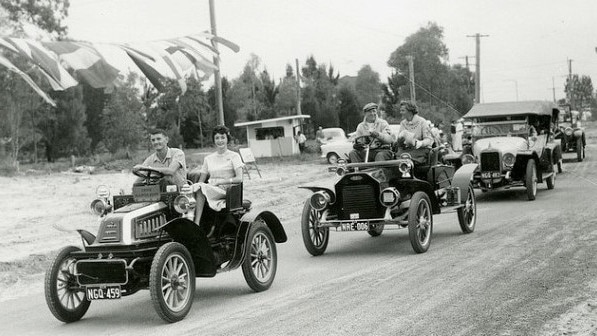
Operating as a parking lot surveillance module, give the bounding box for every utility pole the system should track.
[567,58,573,109]
[295,58,302,115]
[406,55,416,102]
[551,77,556,103]
[467,33,489,104]
[209,0,225,125]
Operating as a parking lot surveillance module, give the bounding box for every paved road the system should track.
[2,133,597,336]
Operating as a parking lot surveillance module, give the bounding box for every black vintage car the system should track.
[45,168,286,323]
[461,101,562,200]
[555,110,586,162]
[299,137,478,255]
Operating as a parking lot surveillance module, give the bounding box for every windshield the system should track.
[471,122,528,137]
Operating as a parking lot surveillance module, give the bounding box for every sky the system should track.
[66,0,597,108]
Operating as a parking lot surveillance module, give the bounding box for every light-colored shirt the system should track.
[142,147,187,186]
[199,150,244,187]
[399,115,434,148]
[352,117,394,144]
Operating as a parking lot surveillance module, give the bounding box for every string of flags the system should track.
[0,32,240,106]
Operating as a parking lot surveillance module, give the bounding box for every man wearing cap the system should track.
[348,102,395,163]
[395,101,435,164]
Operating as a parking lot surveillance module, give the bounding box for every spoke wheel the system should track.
[301,198,329,256]
[525,159,537,201]
[150,242,195,323]
[407,192,433,253]
[45,246,90,323]
[457,184,477,233]
[242,220,277,292]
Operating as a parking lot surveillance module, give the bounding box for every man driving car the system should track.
[133,128,187,188]
[348,103,395,163]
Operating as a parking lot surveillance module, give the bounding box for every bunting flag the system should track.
[42,41,120,89]
[121,45,168,92]
[0,54,56,106]
[1,38,78,91]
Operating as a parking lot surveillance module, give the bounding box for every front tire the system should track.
[150,242,195,323]
[557,159,563,173]
[407,192,433,253]
[577,138,583,162]
[457,184,476,233]
[525,159,537,201]
[301,198,329,256]
[242,220,277,292]
[546,169,556,190]
[45,246,91,323]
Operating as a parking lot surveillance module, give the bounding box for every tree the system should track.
[179,77,211,148]
[275,64,299,116]
[337,85,361,132]
[382,71,408,118]
[0,0,70,38]
[101,73,145,154]
[566,74,594,110]
[300,56,339,127]
[354,65,382,108]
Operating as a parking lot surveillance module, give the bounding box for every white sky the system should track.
[66,0,597,105]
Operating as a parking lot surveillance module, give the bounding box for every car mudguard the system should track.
[239,210,287,243]
[298,186,336,204]
[393,179,441,214]
[452,163,478,205]
[76,229,97,246]
[159,217,218,277]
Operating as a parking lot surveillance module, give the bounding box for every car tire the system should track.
[45,246,91,323]
[557,159,563,174]
[546,166,556,190]
[150,242,195,323]
[525,159,537,201]
[301,198,329,256]
[457,183,476,234]
[327,152,340,164]
[407,191,433,253]
[367,224,384,237]
[577,138,583,162]
[242,220,277,292]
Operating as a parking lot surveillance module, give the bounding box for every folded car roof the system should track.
[464,100,559,118]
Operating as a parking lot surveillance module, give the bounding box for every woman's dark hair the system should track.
[212,125,231,142]
[399,100,418,114]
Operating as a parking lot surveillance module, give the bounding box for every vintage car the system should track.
[301,136,478,255]
[461,101,562,200]
[555,110,586,162]
[45,168,287,323]
[320,125,401,164]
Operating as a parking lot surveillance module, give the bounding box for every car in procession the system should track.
[461,100,562,200]
[555,108,586,162]
[301,135,478,255]
[45,167,287,323]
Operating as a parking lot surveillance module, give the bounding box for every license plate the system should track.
[339,222,369,231]
[481,172,500,178]
[86,285,121,300]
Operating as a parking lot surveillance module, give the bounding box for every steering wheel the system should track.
[353,135,381,150]
[480,125,501,135]
[133,167,165,185]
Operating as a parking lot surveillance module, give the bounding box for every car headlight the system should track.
[462,154,476,164]
[564,127,573,136]
[90,198,110,216]
[503,153,515,169]
[380,188,400,207]
[173,195,196,214]
[310,191,331,211]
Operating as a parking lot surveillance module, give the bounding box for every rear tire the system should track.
[407,192,433,253]
[546,169,556,190]
[457,184,476,233]
[45,246,91,323]
[301,198,329,256]
[525,159,537,201]
[577,138,583,162]
[557,159,563,173]
[242,220,277,292]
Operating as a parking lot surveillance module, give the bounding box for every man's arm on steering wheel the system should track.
[370,121,394,144]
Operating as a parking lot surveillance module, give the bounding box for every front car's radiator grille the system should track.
[339,184,379,220]
[480,152,501,171]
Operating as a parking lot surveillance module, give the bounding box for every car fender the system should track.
[452,163,478,204]
[512,152,541,181]
[298,186,336,204]
[159,217,218,277]
[240,210,287,243]
[393,179,441,214]
[76,229,96,246]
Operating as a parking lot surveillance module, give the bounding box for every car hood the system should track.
[472,136,527,156]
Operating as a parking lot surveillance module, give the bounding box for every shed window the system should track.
[256,127,285,140]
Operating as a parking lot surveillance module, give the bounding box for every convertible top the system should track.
[463,100,559,118]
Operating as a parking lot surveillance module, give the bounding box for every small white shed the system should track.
[235,115,311,157]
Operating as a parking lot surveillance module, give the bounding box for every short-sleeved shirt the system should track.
[142,147,187,186]
[199,150,244,187]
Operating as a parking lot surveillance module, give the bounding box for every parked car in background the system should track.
[462,100,562,201]
[318,128,347,145]
[555,110,586,162]
[320,125,401,164]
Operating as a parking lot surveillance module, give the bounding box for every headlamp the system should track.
[310,191,331,211]
[173,195,196,214]
[503,153,515,168]
[380,188,400,207]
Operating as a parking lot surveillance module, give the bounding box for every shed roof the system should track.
[234,115,311,127]
[464,100,559,118]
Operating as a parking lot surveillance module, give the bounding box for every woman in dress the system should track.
[190,125,244,224]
